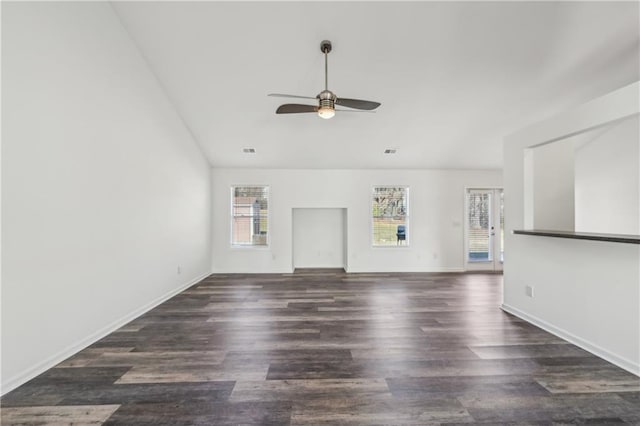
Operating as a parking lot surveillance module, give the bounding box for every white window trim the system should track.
[230,185,270,249]
[371,185,410,248]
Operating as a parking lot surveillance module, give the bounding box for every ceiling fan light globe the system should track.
[318,107,335,119]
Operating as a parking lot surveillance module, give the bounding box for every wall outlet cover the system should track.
[526,285,534,298]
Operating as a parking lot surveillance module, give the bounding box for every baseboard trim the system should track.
[209,268,292,274]
[210,267,466,274]
[348,267,466,273]
[1,271,211,395]
[501,303,639,377]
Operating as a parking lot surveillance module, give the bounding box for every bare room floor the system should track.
[2,271,639,424]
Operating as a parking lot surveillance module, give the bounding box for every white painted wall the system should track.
[2,3,212,393]
[211,168,502,273]
[293,209,345,269]
[503,82,640,375]
[574,115,640,234]
[531,140,575,231]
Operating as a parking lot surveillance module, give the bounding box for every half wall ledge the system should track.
[512,229,640,244]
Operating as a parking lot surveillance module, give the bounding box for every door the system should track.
[465,188,504,271]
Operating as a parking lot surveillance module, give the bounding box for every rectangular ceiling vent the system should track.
[384,149,397,154]
[243,148,256,153]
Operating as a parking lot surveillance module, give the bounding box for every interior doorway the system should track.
[292,208,347,271]
[465,188,504,271]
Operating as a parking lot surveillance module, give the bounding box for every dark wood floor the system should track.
[2,271,639,425]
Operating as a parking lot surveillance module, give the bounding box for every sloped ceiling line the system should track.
[109,2,212,167]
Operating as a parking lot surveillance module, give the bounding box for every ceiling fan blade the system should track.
[276,104,318,114]
[335,98,381,110]
[269,93,317,100]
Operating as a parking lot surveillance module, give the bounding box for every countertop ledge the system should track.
[512,229,640,244]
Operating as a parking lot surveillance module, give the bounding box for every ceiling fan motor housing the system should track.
[318,89,336,109]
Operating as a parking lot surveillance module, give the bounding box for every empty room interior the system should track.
[2,1,640,424]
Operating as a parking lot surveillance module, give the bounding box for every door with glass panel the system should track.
[465,188,504,271]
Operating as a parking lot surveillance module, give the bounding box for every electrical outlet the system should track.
[525,285,534,298]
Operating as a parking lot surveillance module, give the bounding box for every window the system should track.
[372,186,409,246]
[231,186,269,246]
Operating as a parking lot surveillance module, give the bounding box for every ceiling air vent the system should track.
[384,149,396,154]
[243,148,256,153]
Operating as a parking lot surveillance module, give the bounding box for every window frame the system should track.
[230,185,270,249]
[371,185,410,248]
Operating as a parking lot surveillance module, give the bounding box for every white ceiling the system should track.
[112,1,639,170]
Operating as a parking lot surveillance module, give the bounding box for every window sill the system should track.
[231,245,270,250]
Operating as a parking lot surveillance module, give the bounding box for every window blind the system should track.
[231,186,269,246]
[372,186,409,246]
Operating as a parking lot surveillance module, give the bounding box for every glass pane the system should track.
[232,186,268,246]
[468,192,492,261]
[372,187,408,246]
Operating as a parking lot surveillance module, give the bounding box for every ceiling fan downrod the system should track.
[321,40,331,91]
[318,40,336,118]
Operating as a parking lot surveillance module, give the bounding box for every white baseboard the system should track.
[501,303,640,377]
[1,271,211,396]
[209,268,293,274]
[210,267,466,274]
[347,267,466,273]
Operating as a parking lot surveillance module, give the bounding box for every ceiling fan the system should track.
[269,40,381,119]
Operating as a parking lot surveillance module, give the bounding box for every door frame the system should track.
[464,187,504,272]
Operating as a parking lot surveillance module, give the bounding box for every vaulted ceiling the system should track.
[112,1,639,169]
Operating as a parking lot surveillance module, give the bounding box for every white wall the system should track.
[574,115,639,234]
[503,82,640,375]
[293,209,346,269]
[212,168,502,273]
[531,140,575,231]
[2,3,212,393]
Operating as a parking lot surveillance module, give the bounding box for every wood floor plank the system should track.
[116,363,269,384]
[536,376,640,394]
[102,401,291,425]
[229,378,391,402]
[56,348,136,368]
[0,405,120,425]
[26,367,131,386]
[223,348,352,364]
[469,343,591,359]
[2,382,235,407]
[386,375,551,399]
[458,393,640,423]
[2,271,639,424]
[289,395,473,425]
[350,347,480,362]
[82,350,226,368]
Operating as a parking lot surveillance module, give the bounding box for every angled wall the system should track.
[503,82,640,375]
[2,2,212,393]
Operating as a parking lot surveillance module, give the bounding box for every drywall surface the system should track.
[2,2,211,393]
[211,168,502,273]
[503,82,640,375]
[293,208,346,269]
[574,115,639,234]
[531,140,575,231]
